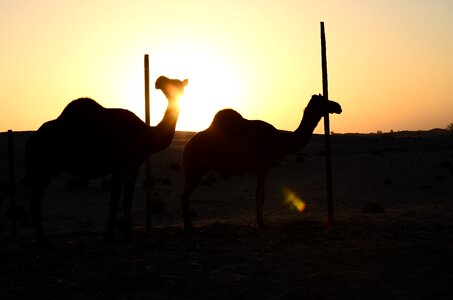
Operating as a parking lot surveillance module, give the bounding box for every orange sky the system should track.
[1,1,452,133]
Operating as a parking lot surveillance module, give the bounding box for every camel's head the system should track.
[155,76,188,103]
[306,94,342,115]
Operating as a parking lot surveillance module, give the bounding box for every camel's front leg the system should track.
[255,168,268,229]
[107,174,123,242]
[122,170,138,240]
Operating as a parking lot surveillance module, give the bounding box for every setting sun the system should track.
[117,39,245,132]
[169,43,243,131]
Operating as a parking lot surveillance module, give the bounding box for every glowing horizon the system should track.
[1,1,452,133]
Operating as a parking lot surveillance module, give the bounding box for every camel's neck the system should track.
[145,102,180,154]
[277,109,323,156]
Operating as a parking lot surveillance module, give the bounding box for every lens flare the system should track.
[283,188,306,213]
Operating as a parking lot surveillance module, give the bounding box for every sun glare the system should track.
[283,188,306,213]
[149,40,244,132]
[177,72,241,132]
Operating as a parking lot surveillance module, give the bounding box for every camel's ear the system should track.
[183,79,188,86]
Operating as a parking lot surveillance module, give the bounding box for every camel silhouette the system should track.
[181,94,342,230]
[25,76,188,243]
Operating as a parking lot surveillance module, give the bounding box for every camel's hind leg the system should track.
[181,168,203,231]
[255,168,268,229]
[181,181,195,231]
[28,177,52,245]
[107,173,124,242]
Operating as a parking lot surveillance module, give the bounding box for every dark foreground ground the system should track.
[1,130,453,299]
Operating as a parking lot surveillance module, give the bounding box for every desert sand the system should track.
[1,130,452,299]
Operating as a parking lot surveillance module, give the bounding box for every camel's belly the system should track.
[63,158,114,179]
[60,147,142,179]
[205,152,256,175]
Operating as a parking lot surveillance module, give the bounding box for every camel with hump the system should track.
[25,76,188,243]
[181,94,342,230]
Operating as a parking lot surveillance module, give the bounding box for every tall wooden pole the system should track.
[321,22,334,224]
[7,130,17,239]
[144,54,152,230]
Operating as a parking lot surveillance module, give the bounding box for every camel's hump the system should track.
[209,109,246,135]
[58,98,105,120]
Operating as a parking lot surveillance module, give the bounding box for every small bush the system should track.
[446,123,453,133]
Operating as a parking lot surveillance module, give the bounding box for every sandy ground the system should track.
[1,130,453,299]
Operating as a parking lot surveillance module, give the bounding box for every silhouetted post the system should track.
[321,22,334,224]
[144,54,152,230]
[7,130,17,239]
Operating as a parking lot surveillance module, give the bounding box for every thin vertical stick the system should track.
[144,54,152,230]
[7,130,17,239]
[321,22,334,224]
